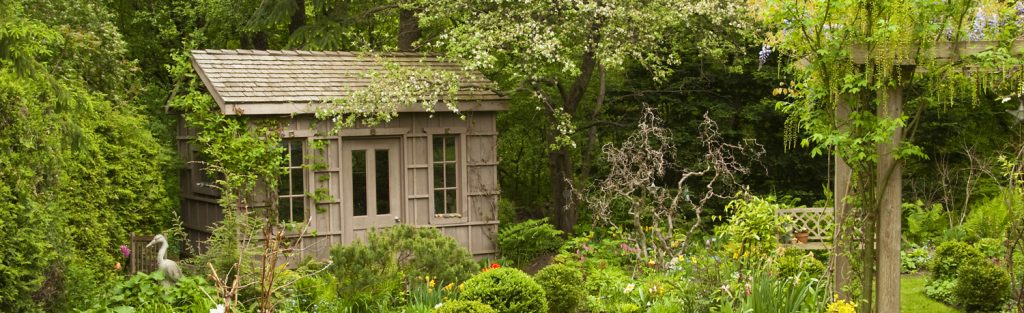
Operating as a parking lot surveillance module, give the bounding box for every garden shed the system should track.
[177,49,507,258]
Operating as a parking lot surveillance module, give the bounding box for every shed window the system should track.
[279,139,305,223]
[432,135,458,215]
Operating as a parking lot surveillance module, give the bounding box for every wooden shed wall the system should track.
[178,111,500,259]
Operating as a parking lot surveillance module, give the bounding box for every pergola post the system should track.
[834,95,853,300]
[876,76,906,313]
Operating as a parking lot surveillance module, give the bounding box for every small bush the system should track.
[460,267,548,313]
[776,250,825,279]
[534,264,584,313]
[330,225,478,308]
[499,219,564,266]
[931,241,984,279]
[973,237,1005,259]
[955,262,1010,312]
[964,193,1020,241]
[719,195,788,258]
[924,279,957,304]
[904,201,948,244]
[433,300,498,313]
[900,246,931,274]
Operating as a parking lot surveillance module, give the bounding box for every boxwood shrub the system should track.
[534,264,584,313]
[460,268,548,313]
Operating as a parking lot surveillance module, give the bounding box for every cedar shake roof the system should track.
[190,49,508,115]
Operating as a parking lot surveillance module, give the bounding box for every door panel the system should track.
[342,138,403,242]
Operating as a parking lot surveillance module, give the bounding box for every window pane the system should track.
[375,149,390,215]
[352,150,367,216]
[292,197,305,222]
[278,173,289,195]
[433,136,443,162]
[433,164,444,188]
[291,168,303,194]
[445,189,457,214]
[278,198,290,222]
[434,190,445,214]
[445,163,455,188]
[445,136,455,161]
[290,141,303,166]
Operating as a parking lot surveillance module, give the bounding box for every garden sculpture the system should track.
[146,234,182,286]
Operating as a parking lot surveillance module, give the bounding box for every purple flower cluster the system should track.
[970,8,1003,41]
[1016,2,1024,26]
[758,44,772,67]
[120,245,131,258]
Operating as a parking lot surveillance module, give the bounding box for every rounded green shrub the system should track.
[931,241,984,279]
[460,267,548,313]
[954,262,1009,312]
[433,300,498,313]
[534,264,584,313]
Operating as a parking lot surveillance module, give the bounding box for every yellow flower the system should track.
[458,283,464,291]
[647,259,656,266]
[826,299,856,313]
[444,283,454,291]
[732,251,740,259]
[691,256,698,264]
[428,278,436,288]
[677,255,685,262]
[743,251,749,258]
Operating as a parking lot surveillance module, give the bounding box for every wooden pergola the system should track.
[832,40,1024,312]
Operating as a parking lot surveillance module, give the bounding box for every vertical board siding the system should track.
[180,111,501,259]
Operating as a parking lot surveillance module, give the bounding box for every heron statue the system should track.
[146,234,182,286]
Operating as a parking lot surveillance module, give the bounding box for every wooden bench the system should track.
[777,207,833,250]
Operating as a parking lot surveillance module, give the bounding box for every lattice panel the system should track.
[777,207,834,241]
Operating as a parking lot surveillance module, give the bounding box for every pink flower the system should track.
[120,245,131,258]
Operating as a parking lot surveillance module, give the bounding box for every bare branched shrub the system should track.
[574,107,764,265]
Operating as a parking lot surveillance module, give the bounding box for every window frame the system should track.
[277,137,308,224]
[427,131,467,224]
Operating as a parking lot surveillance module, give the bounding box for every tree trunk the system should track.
[253,32,269,50]
[550,147,576,233]
[876,77,905,313]
[289,0,306,35]
[398,9,421,52]
[548,50,597,234]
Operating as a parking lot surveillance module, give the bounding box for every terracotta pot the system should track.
[795,231,809,244]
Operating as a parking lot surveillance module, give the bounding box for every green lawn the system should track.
[901,274,961,313]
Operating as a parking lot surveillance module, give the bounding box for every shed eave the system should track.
[220,100,509,116]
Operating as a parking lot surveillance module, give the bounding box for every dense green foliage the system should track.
[460,268,548,313]
[83,272,217,313]
[776,250,825,280]
[0,0,177,310]
[954,261,1010,312]
[534,264,585,313]
[432,300,497,313]
[498,219,565,267]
